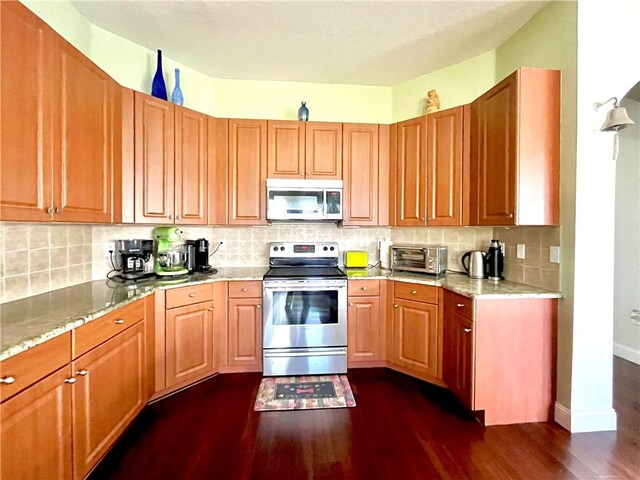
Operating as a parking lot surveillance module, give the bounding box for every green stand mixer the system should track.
[153,227,188,277]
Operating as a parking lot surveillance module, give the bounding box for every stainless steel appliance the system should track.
[390,244,447,275]
[461,250,486,279]
[266,179,343,221]
[112,239,154,280]
[263,242,347,376]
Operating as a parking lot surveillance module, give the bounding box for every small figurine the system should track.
[426,89,440,114]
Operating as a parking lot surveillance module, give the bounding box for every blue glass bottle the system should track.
[151,49,168,100]
[298,101,309,121]
[171,68,184,106]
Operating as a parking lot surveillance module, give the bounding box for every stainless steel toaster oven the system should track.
[390,244,448,275]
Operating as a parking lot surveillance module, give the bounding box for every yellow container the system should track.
[344,250,368,268]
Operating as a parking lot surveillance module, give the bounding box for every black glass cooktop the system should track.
[263,266,347,280]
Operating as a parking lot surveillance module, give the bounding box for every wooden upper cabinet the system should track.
[0,1,53,221]
[208,117,229,225]
[396,116,427,226]
[267,120,305,178]
[0,366,73,480]
[342,124,379,225]
[426,106,464,226]
[471,68,560,226]
[53,38,115,223]
[228,119,267,225]
[134,92,175,224]
[175,106,208,224]
[305,122,342,179]
[1,1,115,223]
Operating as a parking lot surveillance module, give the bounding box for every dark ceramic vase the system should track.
[298,101,309,121]
[151,49,168,100]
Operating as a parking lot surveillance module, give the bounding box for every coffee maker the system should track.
[185,238,213,272]
[113,239,154,280]
[153,227,188,277]
[485,239,504,281]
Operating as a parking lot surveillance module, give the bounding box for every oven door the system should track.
[263,280,347,349]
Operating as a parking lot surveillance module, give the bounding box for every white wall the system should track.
[614,96,640,364]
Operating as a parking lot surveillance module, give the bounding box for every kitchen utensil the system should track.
[461,250,486,279]
[486,239,504,280]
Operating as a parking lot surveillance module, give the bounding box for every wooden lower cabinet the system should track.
[226,297,262,368]
[72,321,146,480]
[442,310,474,410]
[0,366,74,480]
[347,296,382,364]
[165,301,214,388]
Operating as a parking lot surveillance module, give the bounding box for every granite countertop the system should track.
[1,266,561,362]
[0,267,267,362]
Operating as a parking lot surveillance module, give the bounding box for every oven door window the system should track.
[271,290,338,325]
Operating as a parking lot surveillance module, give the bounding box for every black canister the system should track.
[486,239,504,280]
[195,238,211,271]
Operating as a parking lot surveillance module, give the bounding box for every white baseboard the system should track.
[554,402,617,432]
[613,343,640,365]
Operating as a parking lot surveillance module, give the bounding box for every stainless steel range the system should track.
[262,242,347,376]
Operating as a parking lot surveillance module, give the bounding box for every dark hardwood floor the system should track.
[90,357,639,480]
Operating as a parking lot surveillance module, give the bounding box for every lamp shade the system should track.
[600,106,635,132]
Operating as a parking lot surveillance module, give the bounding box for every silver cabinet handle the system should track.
[361,286,367,291]
[64,377,77,384]
[189,293,196,298]
[47,206,55,214]
[457,303,465,308]
[257,304,262,309]
[114,319,125,325]
[76,369,88,376]
[464,328,472,333]
[207,307,214,311]
[176,215,180,220]
[349,302,353,307]
[393,304,399,308]
[55,207,64,214]
[242,288,248,292]
[508,213,514,218]
[0,376,16,384]
[411,290,417,295]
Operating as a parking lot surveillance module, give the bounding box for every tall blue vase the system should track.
[298,101,309,121]
[171,68,184,106]
[151,49,167,100]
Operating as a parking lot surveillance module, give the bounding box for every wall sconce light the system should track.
[594,97,635,161]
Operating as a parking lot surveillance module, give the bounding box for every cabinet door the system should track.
[392,298,439,378]
[52,38,114,223]
[165,301,214,387]
[72,321,146,480]
[427,107,463,226]
[134,92,175,223]
[396,116,426,226]
[342,124,379,226]
[208,117,228,225]
[443,312,475,410]
[1,366,73,480]
[347,296,381,363]
[227,298,262,367]
[267,120,305,178]
[175,106,208,224]
[228,119,267,225]
[305,122,342,179]
[0,1,54,221]
[471,73,517,226]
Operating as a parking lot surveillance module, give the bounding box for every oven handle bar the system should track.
[263,285,346,292]
[264,350,346,358]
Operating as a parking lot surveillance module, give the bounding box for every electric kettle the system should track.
[461,250,486,279]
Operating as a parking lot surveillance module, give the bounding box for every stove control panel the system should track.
[268,242,339,258]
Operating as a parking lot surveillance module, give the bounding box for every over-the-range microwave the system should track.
[266,179,343,221]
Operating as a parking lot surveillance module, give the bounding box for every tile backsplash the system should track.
[0,222,560,303]
[1,223,93,302]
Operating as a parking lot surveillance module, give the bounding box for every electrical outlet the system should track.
[549,246,560,264]
[104,241,115,257]
[631,309,640,326]
[516,244,526,259]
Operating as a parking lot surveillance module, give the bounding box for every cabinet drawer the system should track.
[73,299,145,359]
[166,284,213,309]
[0,332,71,403]
[445,290,474,320]
[348,280,380,297]
[394,282,438,304]
[228,281,262,298]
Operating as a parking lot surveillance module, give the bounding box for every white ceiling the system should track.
[70,0,548,86]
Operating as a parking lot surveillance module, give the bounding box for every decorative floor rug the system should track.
[254,375,356,411]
